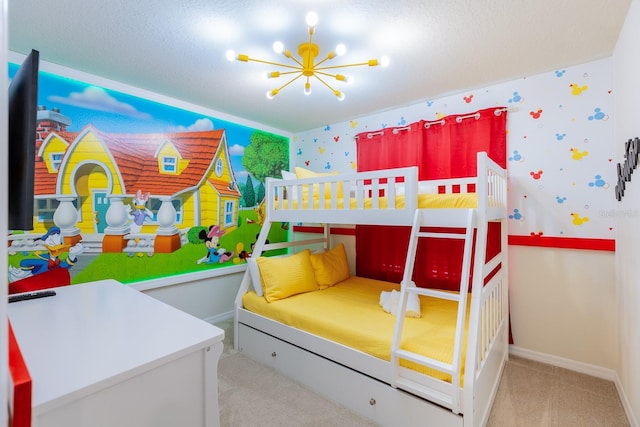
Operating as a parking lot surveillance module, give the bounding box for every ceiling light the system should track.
[227,11,388,100]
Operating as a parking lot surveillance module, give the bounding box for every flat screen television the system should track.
[8,49,39,231]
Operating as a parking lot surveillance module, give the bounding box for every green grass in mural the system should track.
[8,209,289,285]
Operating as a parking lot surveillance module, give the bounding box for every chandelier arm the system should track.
[272,70,303,77]
[284,53,304,68]
[245,57,302,70]
[315,61,373,71]
[273,73,305,92]
[314,70,339,79]
[313,74,340,93]
[314,54,337,68]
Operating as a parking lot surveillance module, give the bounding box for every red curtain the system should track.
[355,108,507,291]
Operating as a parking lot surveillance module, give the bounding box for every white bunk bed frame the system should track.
[234,151,509,427]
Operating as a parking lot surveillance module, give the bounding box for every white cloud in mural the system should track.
[167,118,214,133]
[235,169,249,179]
[229,144,245,155]
[48,86,151,119]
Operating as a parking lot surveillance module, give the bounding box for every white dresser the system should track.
[8,279,224,427]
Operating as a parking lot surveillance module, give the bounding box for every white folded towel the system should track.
[379,289,421,318]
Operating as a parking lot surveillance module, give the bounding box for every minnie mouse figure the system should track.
[197,225,234,264]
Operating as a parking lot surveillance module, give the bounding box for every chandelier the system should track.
[226,11,389,100]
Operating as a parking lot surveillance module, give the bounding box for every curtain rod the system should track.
[357,107,515,139]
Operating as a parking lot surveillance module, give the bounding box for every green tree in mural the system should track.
[244,175,256,207]
[255,181,265,204]
[242,130,289,183]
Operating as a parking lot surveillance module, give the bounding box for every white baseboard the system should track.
[204,310,234,325]
[509,345,616,380]
[510,345,638,427]
[614,372,640,427]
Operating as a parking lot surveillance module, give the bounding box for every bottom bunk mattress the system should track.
[242,276,469,383]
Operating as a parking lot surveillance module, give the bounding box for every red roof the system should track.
[34,127,232,198]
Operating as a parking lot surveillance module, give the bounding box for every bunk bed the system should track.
[234,151,509,427]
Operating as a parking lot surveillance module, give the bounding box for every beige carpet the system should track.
[216,320,629,426]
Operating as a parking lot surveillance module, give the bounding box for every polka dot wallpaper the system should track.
[293,58,615,241]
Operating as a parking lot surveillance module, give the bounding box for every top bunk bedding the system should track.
[276,192,480,210]
[266,151,507,226]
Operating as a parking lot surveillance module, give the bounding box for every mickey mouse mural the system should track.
[196,225,234,264]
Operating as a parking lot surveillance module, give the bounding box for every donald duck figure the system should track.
[10,226,85,281]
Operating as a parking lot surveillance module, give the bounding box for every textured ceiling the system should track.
[8,0,631,133]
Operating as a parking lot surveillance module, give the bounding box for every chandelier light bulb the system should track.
[304,82,312,95]
[266,89,279,99]
[225,50,236,62]
[380,56,390,67]
[334,90,345,101]
[335,44,347,56]
[305,11,318,28]
[273,41,284,54]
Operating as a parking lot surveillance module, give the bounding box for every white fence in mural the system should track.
[8,229,190,256]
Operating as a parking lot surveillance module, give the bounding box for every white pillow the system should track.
[419,182,438,194]
[394,182,438,195]
[281,170,298,200]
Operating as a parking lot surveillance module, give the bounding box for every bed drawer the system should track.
[237,323,463,427]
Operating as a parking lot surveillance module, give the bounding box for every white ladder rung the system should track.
[394,349,453,374]
[405,286,461,302]
[416,231,469,240]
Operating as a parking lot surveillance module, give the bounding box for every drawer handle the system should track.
[369,398,376,406]
[271,351,277,357]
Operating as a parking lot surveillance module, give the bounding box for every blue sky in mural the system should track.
[9,63,265,181]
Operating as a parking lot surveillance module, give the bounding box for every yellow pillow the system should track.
[294,167,344,199]
[310,243,350,289]
[256,249,318,302]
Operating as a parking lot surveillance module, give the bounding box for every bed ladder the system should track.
[390,208,477,414]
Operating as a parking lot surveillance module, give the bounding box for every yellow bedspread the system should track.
[278,193,478,210]
[242,276,468,383]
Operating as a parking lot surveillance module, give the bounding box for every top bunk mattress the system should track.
[276,192,478,210]
[241,275,469,383]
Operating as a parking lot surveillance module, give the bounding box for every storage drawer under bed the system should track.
[237,322,463,427]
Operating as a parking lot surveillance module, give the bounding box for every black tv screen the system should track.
[8,49,39,231]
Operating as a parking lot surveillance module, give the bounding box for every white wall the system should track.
[509,246,616,371]
[613,0,640,424]
[139,271,243,324]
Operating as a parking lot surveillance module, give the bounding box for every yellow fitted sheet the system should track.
[242,276,468,383]
[277,193,478,210]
